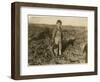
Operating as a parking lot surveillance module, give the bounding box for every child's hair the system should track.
[56,20,62,24]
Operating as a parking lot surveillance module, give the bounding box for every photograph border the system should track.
[11,2,98,80]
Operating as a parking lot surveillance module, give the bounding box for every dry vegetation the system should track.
[28,24,87,65]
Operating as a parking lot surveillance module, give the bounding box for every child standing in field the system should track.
[52,20,63,56]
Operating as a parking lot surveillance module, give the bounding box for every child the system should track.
[52,20,63,56]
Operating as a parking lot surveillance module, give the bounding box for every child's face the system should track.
[56,22,62,27]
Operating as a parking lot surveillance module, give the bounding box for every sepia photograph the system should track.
[28,15,88,65]
[11,2,97,79]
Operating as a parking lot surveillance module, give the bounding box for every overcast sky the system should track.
[28,15,87,27]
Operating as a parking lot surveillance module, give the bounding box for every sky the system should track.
[28,15,87,27]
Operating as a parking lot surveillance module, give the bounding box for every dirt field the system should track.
[28,24,87,65]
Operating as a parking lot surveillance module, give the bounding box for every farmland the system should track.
[28,23,87,65]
